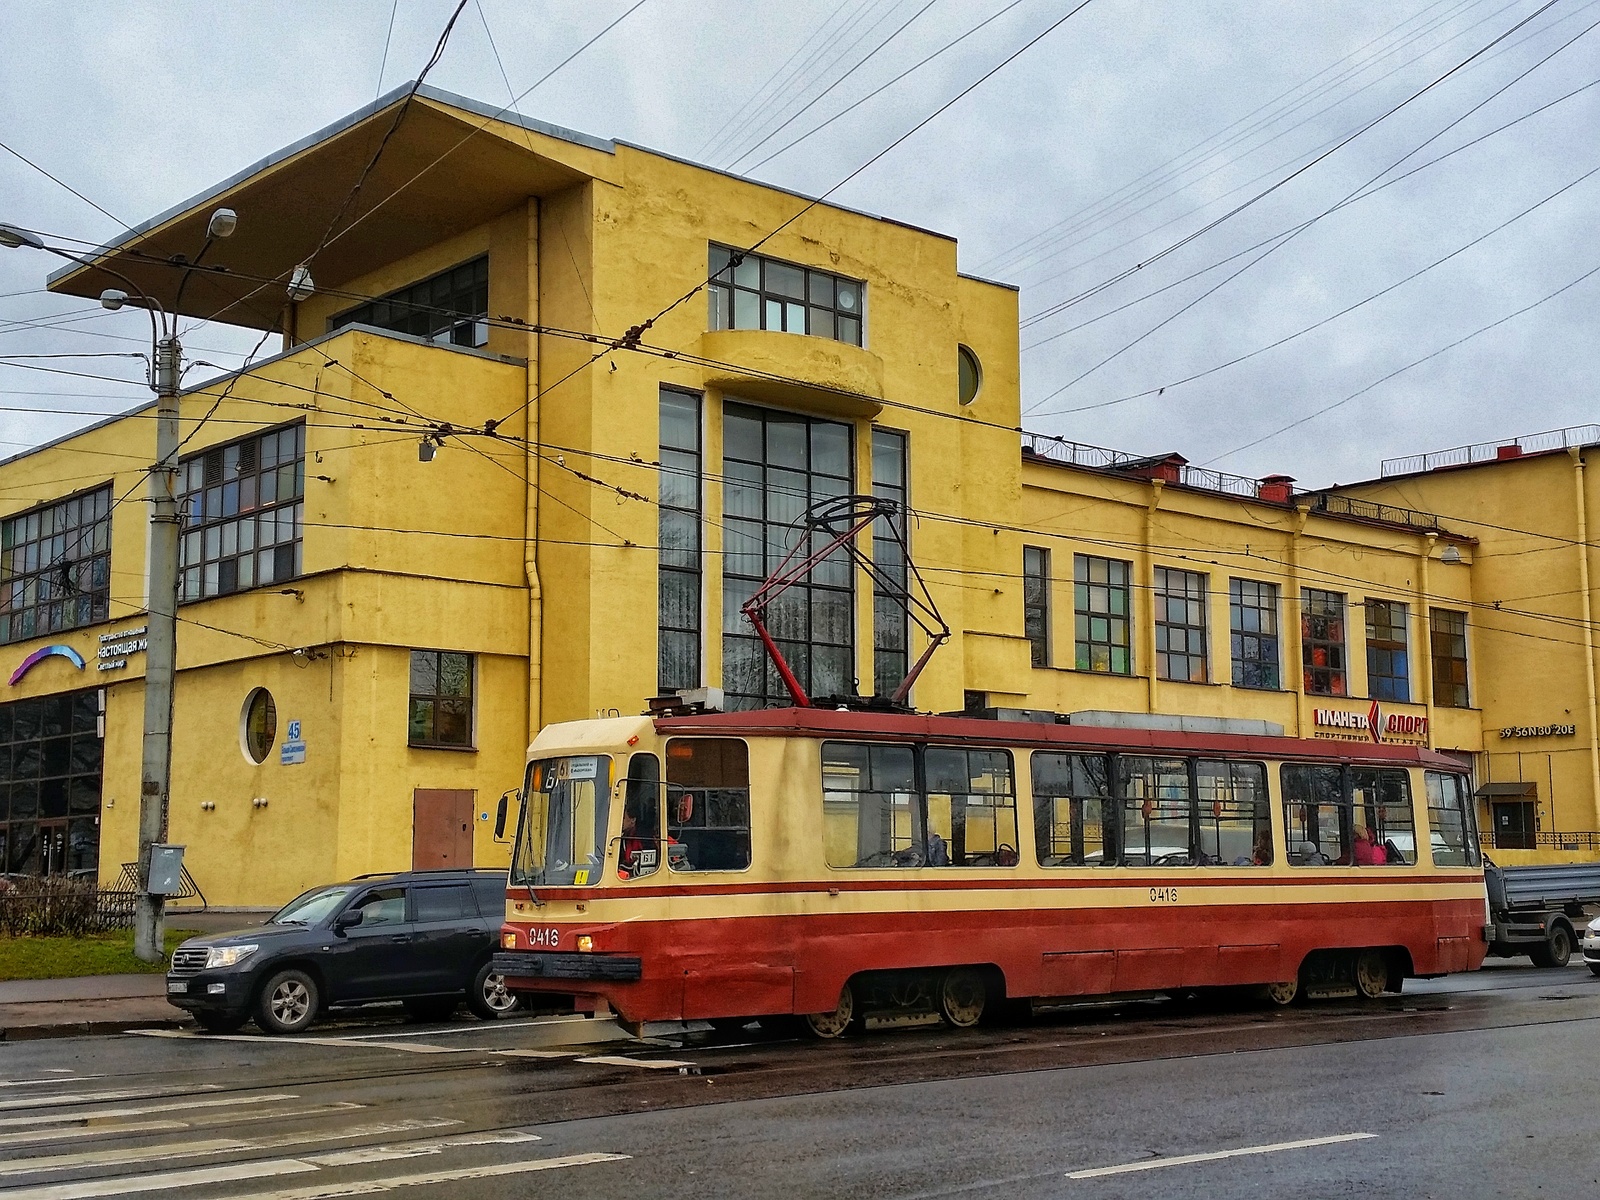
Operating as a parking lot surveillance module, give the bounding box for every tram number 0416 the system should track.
[1148,887,1179,904]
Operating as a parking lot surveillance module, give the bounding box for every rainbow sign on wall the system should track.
[8,644,87,686]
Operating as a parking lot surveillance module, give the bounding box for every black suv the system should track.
[165,869,518,1034]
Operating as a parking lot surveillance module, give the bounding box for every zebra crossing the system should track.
[0,1068,632,1199]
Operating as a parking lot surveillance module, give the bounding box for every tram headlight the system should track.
[502,932,517,949]
[576,935,594,953]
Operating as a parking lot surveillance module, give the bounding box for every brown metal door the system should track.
[412,789,475,870]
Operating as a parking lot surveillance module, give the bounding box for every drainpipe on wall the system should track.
[1419,532,1436,750]
[525,199,543,741]
[1142,481,1163,713]
[1571,448,1600,829]
[1289,504,1310,738]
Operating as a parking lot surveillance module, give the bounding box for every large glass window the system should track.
[1073,554,1132,674]
[1155,566,1208,682]
[1122,756,1193,866]
[0,690,102,877]
[924,748,1018,868]
[1023,547,1050,668]
[0,485,111,645]
[408,650,474,748]
[1430,608,1469,708]
[178,423,303,602]
[1282,763,1343,865]
[722,402,853,709]
[871,429,909,697]
[1425,770,1480,866]
[619,752,662,879]
[1365,599,1410,702]
[1195,760,1271,865]
[708,245,864,346]
[1301,588,1347,696]
[1229,578,1279,689]
[666,738,751,872]
[1031,752,1113,866]
[1352,767,1415,864]
[511,754,611,888]
[822,741,920,867]
[330,255,488,348]
[658,388,702,693]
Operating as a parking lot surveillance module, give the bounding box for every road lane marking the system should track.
[132,1030,474,1055]
[0,1093,299,1129]
[1065,1132,1378,1179]
[0,1084,223,1111]
[0,1103,367,1150]
[0,1119,463,1177]
[328,1019,557,1040]
[221,1152,631,1199]
[0,1076,106,1089]
[304,1130,541,1166]
[576,1055,696,1070]
[493,1049,577,1059]
[0,1158,320,1200]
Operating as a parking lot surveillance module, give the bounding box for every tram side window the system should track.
[822,741,921,868]
[1031,752,1114,866]
[924,748,1019,868]
[1196,760,1271,865]
[665,738,751,872]
[1425,771,1480,867]
[1352,767,1416,865]
[619,752,662,879]
[1282,764,1345,864]
[1122,757,1193,866]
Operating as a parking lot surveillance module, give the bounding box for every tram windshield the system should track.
[511,754,612,888]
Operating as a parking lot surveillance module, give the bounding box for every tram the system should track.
[491,705,1488,1035]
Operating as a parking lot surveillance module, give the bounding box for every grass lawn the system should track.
[0,927,200,981]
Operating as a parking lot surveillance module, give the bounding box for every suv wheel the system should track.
[468,960,521,1020]
[256,968,319,1034]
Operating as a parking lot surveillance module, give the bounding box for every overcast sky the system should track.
[2,0,1596,489]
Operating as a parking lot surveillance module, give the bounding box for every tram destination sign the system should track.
[1499,723,1577,739]
[1312,702,1429,744]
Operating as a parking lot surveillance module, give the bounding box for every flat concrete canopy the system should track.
[46,85,615,330]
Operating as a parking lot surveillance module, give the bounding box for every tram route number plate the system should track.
[527,927,561,949]
[1148,887,1179,904]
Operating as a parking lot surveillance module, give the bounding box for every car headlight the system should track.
[204,944,259,969]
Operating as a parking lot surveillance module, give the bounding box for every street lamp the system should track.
[1,210,235,963]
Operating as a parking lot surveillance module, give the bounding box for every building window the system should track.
[721,402,854,710]
[1023,547,1050,667]
[1230,578,1279,689]
[871,429,909,697]
[1301,588,1347,696]
[0,690,102,877]
[409,650,474,748]
[1365,598,1410,701]
[0,485,111,645]
[1155,566,1208,682]
[241,688,276,765]
[708,245,864,347]
[957,345,982,405]
[658,388,702,694]
[1073,554,1132,674]
[178,423,304,602]
[330,255,488,348]
[1430,608,1469,708]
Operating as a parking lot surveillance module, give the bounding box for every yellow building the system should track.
[0,86,1565,906]
[1335,428,1600,859]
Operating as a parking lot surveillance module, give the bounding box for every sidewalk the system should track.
[0,973,188,1041]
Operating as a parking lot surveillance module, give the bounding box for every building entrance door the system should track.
[412,789,475,870]
[39,821,68,876]
[1492,800,1538,850]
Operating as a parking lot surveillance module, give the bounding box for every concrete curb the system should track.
[0,1016,191,1042]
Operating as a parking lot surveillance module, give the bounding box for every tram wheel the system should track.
[1354,950,1389,1000]
[801,984,856,1039]
[938,968,987,1028]
[1259,979,1299,1007]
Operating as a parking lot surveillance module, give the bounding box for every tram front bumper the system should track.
[492,950,642,983]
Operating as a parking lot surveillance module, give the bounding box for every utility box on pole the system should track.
[147,844,186,897]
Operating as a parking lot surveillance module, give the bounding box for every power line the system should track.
[0,137,126,228]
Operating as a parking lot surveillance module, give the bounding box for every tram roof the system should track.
[651,707,1467,770]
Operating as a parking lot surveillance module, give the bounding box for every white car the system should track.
[1584,916,1600,977]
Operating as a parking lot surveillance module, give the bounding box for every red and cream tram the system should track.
[492,707,1487,1035]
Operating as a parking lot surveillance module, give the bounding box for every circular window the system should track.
[242,688,277,765]
[957,345,982,406]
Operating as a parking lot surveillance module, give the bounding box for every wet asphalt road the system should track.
[2,960,1597,1199]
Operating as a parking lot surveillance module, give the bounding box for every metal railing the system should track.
[1477,830,1600,851]
[1382,424,1600,477]
[1022,434,1270,499]
[0,878,136,936]
[1304,492,1444,532]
